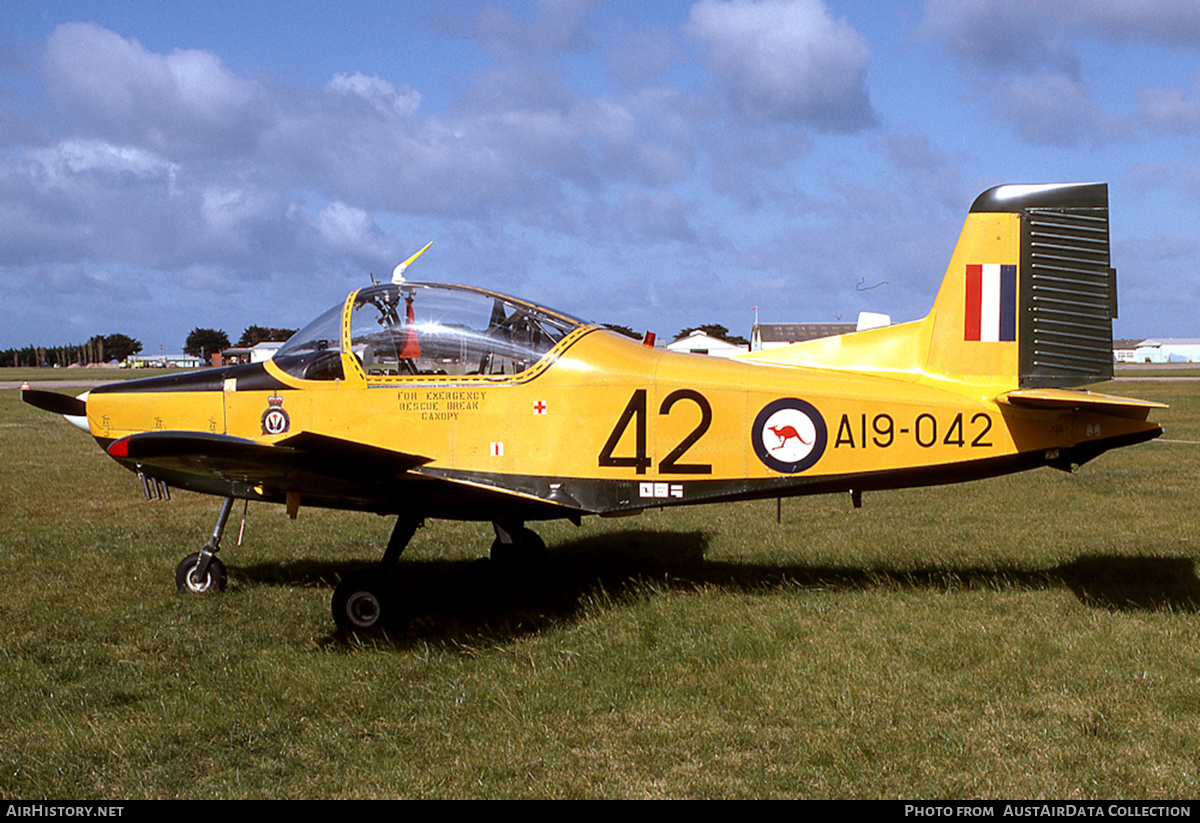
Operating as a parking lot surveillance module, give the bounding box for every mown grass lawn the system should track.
[0,380,1196,798]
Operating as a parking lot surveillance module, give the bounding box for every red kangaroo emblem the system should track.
[767,424,810,451]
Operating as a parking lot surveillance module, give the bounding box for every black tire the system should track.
[175,553,227,594]
[332,570,391,632]
[489,527,548,566]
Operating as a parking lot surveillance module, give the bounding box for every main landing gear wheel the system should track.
[331,515,422,632]
[489,522,548,566]
[176,552,227,593]
[332,570,392,632]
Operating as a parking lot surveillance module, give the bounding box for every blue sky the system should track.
[3,0,1200,353]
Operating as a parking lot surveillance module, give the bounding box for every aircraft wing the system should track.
[106,430,431,492]
[996,388,1166,420]
[104,430,581,519]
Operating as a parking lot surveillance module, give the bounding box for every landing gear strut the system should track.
[329,517,550,632]
[331,515,420,632]
[176,496,233,594]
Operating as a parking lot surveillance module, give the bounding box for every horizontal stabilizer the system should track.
[997,388,1166,420]
[22,388,86,417]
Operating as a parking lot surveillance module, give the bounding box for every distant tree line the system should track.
[181,326,298,360]
[237,325,298,347]
[3,323,299,368]
[672,324,750,346]
[3,323,750,367]
[183,328,230,360]
[0,334,142,368]
[602,323,640,339]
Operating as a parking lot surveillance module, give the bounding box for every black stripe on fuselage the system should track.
[419,428,1161,518]
[88,361,290,394]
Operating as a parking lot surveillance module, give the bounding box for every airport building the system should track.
[1116,338,1200,364]
[666,330,749,358]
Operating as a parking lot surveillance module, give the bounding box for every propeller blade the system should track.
[21,387,87,417]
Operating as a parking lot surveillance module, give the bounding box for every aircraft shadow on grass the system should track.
[233,530,1200,644]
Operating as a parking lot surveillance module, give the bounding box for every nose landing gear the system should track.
[176,496,234,594]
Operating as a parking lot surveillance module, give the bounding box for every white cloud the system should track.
[0,138,189,266]
[25,19,698,230]
[474,0,595,58]
[1085,0,1200,47]
[878,131,966,214]
[326,72,421,118]
[27,139,179,188]
[587,187,697,243]
[918,0,1078,74]
[317,201,400,262]
[686,0,875,130]
[994,72,1118,147]
[199,185,273,237]
[606,28,679,88]
[42,23,264,156]
[917,0,1200,146]
[1140,81,1200,132]
[921,0,1200,71]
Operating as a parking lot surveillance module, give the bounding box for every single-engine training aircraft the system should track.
[24,183,1164,631]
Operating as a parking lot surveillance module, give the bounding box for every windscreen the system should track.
[273,283,586,380]
[272,301,345,380]
[348,283,584,377]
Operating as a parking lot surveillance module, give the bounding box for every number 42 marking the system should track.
[598,389,713,475]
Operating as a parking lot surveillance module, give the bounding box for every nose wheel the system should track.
[176,552,227,593]
[176,496,234,594]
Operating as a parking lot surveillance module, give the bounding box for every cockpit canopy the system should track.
[272,282,587,381]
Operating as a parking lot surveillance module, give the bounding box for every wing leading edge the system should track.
[102,430,589,520]
[107,429,431,473]
[104,430,432,510]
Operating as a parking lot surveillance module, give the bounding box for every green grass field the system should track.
[1,380,1197,798]
[0,367,181,384]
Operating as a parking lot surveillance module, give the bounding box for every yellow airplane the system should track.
[23,182,1164,631]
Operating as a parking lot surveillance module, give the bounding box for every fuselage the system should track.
[83,281,1162,521]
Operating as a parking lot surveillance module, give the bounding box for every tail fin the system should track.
[739,182,1119,389]
[926,182,1117,387]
